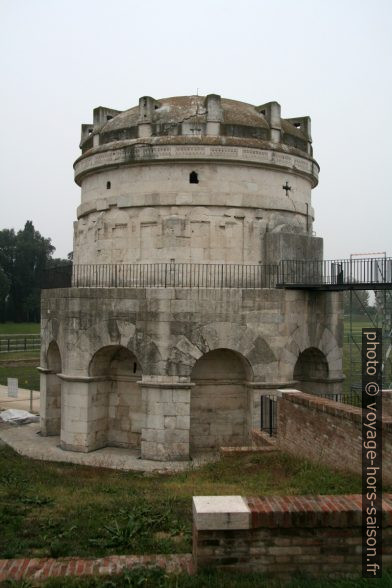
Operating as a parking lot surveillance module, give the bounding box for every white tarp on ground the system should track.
[0,409,39,425]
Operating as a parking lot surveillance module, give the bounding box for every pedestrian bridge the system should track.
[277,257,392,291]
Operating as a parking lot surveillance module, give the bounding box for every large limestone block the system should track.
[193,496,251,530]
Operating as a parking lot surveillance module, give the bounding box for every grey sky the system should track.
[1,0,391,260]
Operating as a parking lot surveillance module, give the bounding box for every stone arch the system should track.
[190,348,252,452]
[279,321,342,380]
[89,345,144,449]
[293,347,329,395]
[89,345,142,377]
[41,340,62,436]
[73,319,161,377]
[168,322,276,381]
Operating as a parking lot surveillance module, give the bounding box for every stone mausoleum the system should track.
[39,94,343,460]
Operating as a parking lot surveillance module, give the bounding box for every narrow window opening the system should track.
[88,128,93,135]
[106,115,113,121]
[106,181,111,189]
[189,171,199,184]
[294,122,301,129]
[133,362,137,374]
[260,109,266,115]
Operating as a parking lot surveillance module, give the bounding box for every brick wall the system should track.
[277,390,392,484]
[193,494,392,579]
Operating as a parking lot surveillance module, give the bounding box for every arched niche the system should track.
[41,341,62,436]
[47,340,62,373]
[293,347,329,395]
[190,348,252,452]
[89,345,143,449]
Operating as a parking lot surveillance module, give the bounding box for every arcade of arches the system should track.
[41,343,332,457]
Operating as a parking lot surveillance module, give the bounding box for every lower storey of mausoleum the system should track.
[39,286,343,461]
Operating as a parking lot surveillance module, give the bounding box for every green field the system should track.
[1,445,391,587]
[0,364,40,390]
[0,323,40,389]
[0,322,40,334]
[0,444,369,561]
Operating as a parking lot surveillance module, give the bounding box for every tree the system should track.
[0,221,65,322]
[0,266,10,322]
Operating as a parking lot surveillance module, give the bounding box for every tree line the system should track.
[0,221,70,323]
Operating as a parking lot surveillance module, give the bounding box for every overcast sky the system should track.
[1,0,391,261]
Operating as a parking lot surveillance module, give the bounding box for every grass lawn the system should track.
[5,567,392,587]
[0,323,40,334]
[0,350,39,360]
[0,444,374,562]
[0,323,40,390]
[0,364,40,391]
[1,444,391,587]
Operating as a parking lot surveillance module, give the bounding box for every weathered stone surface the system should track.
[41,286,343,457]
[193,496,251,530]
[40,93,343,462]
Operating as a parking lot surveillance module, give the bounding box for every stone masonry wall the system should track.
[277,390,392,484]
[107,380,143,448]
[40,287,343,458]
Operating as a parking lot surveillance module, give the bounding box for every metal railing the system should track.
[318,392,362,407]
[260,395,277,436]
[41,257,392,291]
[0,334,40,354]
[41,263,279,289]
[278,257,392,289]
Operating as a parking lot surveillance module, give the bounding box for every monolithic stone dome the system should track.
[77,95,314,159]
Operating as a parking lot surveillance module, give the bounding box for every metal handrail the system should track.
[41,257,392,290]
[41,262,279,289]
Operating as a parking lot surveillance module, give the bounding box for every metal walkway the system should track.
[276,257,392,291]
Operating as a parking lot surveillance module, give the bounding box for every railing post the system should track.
[269,397,273,436]
[260,395,264,431]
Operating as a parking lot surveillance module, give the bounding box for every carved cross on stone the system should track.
[282,181,292,196]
